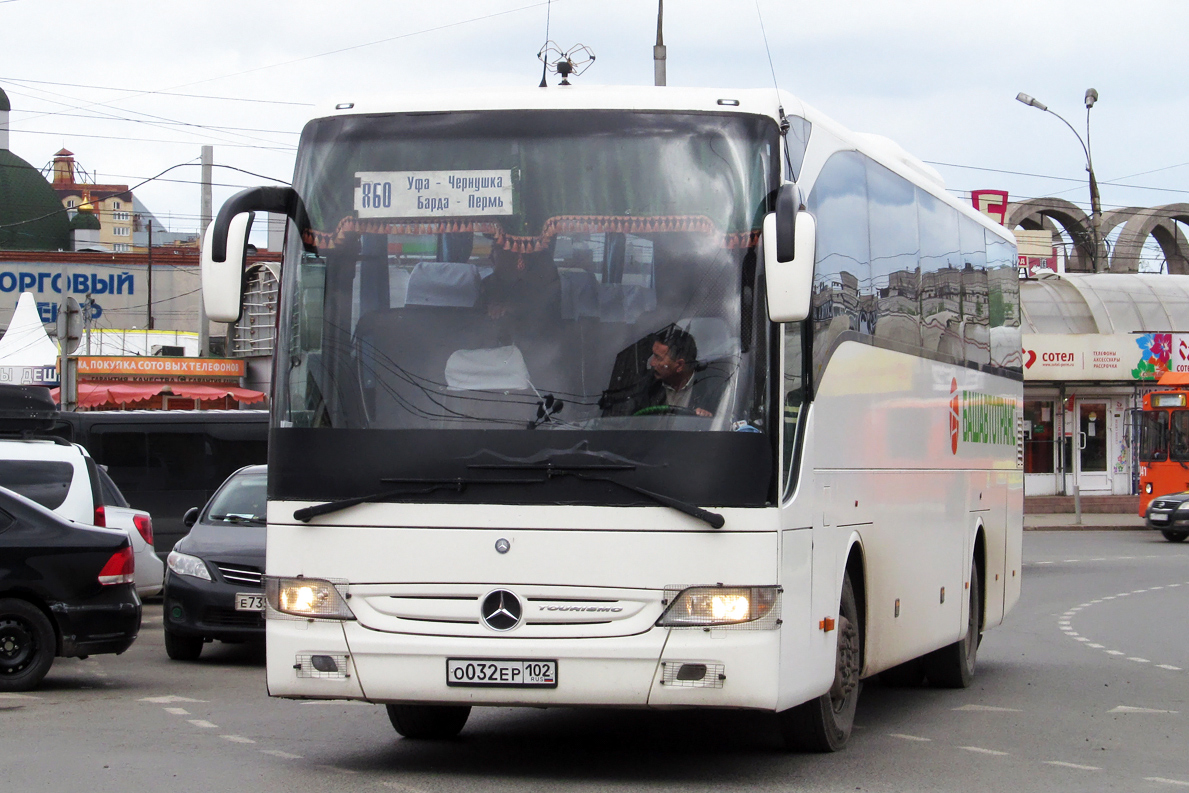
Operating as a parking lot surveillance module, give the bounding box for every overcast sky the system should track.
[3,0,1187,249]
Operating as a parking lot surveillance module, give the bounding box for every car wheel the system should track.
[0,598,56,692]
[1160,530,1189,543]
[164,628,204,661]
[922,562,981,688]
[386,704,471,739]
[779,572,862,752]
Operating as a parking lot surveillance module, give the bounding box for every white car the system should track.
[0,437,164,598]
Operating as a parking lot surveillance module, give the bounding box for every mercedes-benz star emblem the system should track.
[494,538,510,554]
[480,589,522,631]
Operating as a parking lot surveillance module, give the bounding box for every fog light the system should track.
[169,605,184,621]
[676,663,707,681]
[661,661,725,689]
[311,655,338,673]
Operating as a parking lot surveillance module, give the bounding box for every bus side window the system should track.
[782,323,805,498]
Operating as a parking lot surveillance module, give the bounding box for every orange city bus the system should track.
[1136,373,1189,515]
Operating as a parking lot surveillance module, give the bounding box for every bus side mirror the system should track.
[764,184,816,323]
[201,213,252,323]
[201,185,312,323]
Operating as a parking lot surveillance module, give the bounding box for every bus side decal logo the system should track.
[950,378,960,455]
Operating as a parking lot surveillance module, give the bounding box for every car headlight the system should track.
[167,550,211,581]
[657,585,781,629]
[265,577,355,620]
[1176,502,1189,511]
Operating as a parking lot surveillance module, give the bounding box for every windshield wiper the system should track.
[210,514,266,525]
[467,459,725,529]
[292,477,543,522]
[293,465,725,529]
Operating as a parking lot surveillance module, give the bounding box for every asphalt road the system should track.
[2,529,1187,793]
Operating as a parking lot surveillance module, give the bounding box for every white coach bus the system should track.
[201,87,1022,752]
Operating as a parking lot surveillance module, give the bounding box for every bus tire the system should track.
[923,562,980,688]
[778,572,861,752]
[1160,530,1189,543]
[0,599,56,692]
[386,704,471,739]
[163,629,204,661]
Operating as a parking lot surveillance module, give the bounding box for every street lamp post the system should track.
[1016,90,1104,272]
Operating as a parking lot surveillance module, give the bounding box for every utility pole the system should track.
[146,216,154,330]
[199,145,212,356]
[653,0,666,87]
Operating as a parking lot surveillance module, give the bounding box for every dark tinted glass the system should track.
[1170,411,1189,461]
[96,466,129,508]
[1139,410,1168,462]
[0,507,14,533]
[0,460,75,510]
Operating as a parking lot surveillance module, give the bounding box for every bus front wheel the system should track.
[922,561,981,688]
[778,572,862,752]
[386,704,471,739]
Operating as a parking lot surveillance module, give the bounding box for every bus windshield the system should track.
[273,110,779,508]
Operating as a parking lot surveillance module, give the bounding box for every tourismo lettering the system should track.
[960,392,1016,446]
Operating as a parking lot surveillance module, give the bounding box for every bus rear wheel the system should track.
[779,572,861,752]
[923,561,981,688]
[386,704,471,739]
[1160,530,1189,543]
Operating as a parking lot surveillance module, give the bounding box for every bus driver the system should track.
[636,325,719,417]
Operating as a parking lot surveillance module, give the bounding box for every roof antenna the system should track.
[537,43,596,86]
[538,0,553,87]
[755,0,789,135]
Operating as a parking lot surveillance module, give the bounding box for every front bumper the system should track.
[50,585,141,657]
[163,570,263,642]
[265,618,785,710]
[1145,506,1189,530]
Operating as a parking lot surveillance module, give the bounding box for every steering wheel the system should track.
[632,404,700,417]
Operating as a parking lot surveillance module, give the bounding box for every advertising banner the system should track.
[1023,332,1189,381]
[77,356,246,379]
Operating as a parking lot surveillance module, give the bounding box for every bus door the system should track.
[1065,400,1110,494]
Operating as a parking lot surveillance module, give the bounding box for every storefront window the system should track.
[1023,400,1055,474]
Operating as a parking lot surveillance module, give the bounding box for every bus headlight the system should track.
[657,586,781,629]
[265,577,355,620]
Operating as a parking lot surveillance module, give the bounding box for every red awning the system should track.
[51,382,267,408]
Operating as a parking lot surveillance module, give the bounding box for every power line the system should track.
[0,76,315,107]
[9,126,295,151]
[11,109,301,136]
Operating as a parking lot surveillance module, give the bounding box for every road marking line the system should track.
[1150,586,1165,590]
[221,735,255,744]
[1128,657,1151,663]
[1102,596,1116,600]
[1087,644,1104,648]
[1169,584,1183,588]
[163,707,190,715]
[1132,589,1149,594]
[1075,637,1089,642]
[140,696,207,704]
[1106,650,1125,656]
[1158,665,1183,671]
[188,720,218,729]
[1035,561,1054,565]
[1044,761,1101,771]
[0,693,40,700]
[953,705,1022,712]
[1110,706,1178,714]
[889,733,932,741]
[260,750,303,759]
[1145,778,1189,787]
[960,746,1010,756]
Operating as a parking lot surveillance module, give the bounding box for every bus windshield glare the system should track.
[272,111,779,507]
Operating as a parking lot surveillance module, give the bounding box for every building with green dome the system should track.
[0,85,71,251]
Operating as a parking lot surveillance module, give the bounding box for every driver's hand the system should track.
[695,408,712,417]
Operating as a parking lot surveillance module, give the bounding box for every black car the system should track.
[163,465,266,660]
[0,485,141,691]
[1144,492,1189,542]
